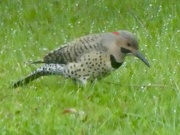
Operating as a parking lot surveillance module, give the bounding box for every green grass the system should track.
[0,0,179,134]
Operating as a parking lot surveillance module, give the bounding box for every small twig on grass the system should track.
[128,9,152,39]
[104,81,174,89]
[172,77,179,90]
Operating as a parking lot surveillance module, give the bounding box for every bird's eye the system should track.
[127,43,131,47]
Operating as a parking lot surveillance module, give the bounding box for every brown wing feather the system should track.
[36,34,107,64]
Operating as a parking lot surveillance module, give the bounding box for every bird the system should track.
[13,30,150,88]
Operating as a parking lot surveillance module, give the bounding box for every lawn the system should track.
[0,0,179,134]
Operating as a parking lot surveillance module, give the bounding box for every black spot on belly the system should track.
[110,55,123,69]
[71,71,74,74]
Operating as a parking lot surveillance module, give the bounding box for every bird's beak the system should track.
[134,50,150,67]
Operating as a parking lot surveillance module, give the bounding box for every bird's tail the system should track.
[13,64,65,88]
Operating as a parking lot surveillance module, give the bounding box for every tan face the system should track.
[116,36,138,55]
[116,33,150,67]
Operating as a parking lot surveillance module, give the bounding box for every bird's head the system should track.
[113,30,150,67]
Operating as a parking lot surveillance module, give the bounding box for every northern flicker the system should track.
[13,30,150,88]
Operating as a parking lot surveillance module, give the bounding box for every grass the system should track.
[0,0,179,134]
